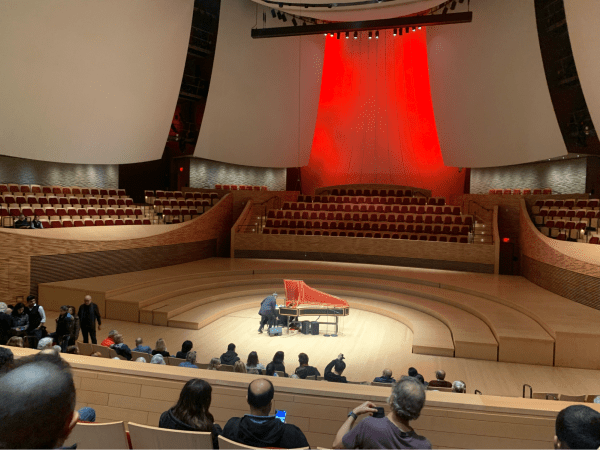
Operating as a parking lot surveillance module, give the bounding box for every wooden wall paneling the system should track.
[231,200,253,258]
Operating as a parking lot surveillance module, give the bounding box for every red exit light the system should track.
[503,237,510,243]
[179,167,183,172]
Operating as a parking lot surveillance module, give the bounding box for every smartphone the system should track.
[373,407,385,419]
[275,410,287,423]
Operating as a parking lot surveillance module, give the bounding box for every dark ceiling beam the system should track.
[251,11,472,38]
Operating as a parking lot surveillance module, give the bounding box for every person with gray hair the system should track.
[333,376,431,449]
[37,337,54,350]
[179,351,198,369]
[101,329,119,347]
[373,368,396,384]
[428,370,452,388]
[151,354,166,365]
[208,357,221,370]
[452,380,466,393]
[0,353,79,448]
[136,357,147,363]
[0,302,12,345]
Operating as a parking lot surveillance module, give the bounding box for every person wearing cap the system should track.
[258,293,278,334]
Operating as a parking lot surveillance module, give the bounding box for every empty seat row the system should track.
[25,217,152,228]
[0,184,126,197]
[145,191,219,200]
[539,221,587,239]
[265,220,470,235]
[152,199,211,208]
[323,188,413,197]
[294,196,437,206]
[267,211,473,226]
[534,210,600,228]
[489,188,552,195]
[214,184,267,191]
[1,206,144,218]
[263,228,470,242]
[0,195,133,207]
[532,199,599,214]
[276,203,462,215]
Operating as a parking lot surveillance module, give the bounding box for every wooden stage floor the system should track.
[40,257,600,398]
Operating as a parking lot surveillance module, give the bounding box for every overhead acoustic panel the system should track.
[196,0,325,168]
[427,0,567,168]
[0,0,193,164]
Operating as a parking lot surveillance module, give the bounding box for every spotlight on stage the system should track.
[375,30,379,39]
[330,32,334,37]
[368,31,372,39]
[418,26,422,30]
[353,31,358,39]
[393,28,397,36]
[345,32,349,39]
[412,26,416,32]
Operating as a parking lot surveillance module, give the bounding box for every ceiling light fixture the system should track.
[345,32,349,39]
[375,30,379,39]
[368,31,372,39]
[393,28,397,36]
[354,31,358,39]
[271,9,277,18]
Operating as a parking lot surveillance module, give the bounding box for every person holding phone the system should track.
[332,376,432,449]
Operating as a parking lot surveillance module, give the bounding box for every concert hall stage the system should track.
[39,257,600,371]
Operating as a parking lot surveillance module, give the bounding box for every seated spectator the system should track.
[152,338,170,357]
[295,352,321,379]
[554,405,600,449]
[208,357,221,370]
[0,352,78,449]
[6,336,24,347]
[159,378,223,449]
[290,374,300,379]
[78,407,96,423]
[132,337,152,354]
[222,379,309,448]
[14,214,30,229]
[234,361,247,373]
[151,354,166,365]
[333,376,431,449]
[90,352,102,357]
[49,305,74,350]
[0,347,14,373]
[428,370,452,388]
[452,380,466,393]
[136,357,147,363]
[37,337,54,350]
[415,374,428,387]
[325,354,347,383]
[408,367,418,378]
[266,351,287,377]
[176,340,194,359]
[246,351,265,374]
[101,329,119,347]
[11,302,29,332]
[220,343,240,366]
[179,351,198,369]
[265,364,279,377]
[110,334,132,360]
[0,302,12,345]
[53,345,63,353]
[30,215,44,229]
[66,345,79,354]
[373,368,396,384]
[67,306,80,345]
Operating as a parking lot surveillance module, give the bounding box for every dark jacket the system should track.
[324,359,347,383]
[0,312,12,345]
[373,376,396,383]
[259,296,277,316]
[112,343,132,361]
[428,379,452,388]
[71,316,80,342]
[175,351,188,360]
[222,415,309,449]
[152,350,170,358]
[56,313,74,337]
[220,350,240,366]
[159,408,222,449]
[266,362,287,376]
[11,313,29,330]
[26,304,43,331]
[78,303,101,329]
[295,365,320,379]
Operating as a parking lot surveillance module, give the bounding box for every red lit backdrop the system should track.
[302,29,467,200]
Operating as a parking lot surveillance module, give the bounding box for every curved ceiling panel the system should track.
[251,0,444,21]
[0,0,193,164]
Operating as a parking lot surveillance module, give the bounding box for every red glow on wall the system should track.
[302,30,466,200]
[179,167,183,172]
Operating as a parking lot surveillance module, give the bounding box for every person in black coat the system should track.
[294,352,320,379]
[159,379,222,449]
[49,306,74,351]
[77,295,102,344]
[324,354,347,383]
[220,343,240,366]
[0,303,12,345]
[175,340,193,360]
[265,351,287,377]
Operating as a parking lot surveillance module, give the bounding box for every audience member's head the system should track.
[452,380,466,393]
[12,302,26,316]
[0,302,7,314]
[382,368,393,379]
[135,337,144,347]
[0,347,14,373]
[151,354,166,365]
[171,379,215,431]
[298,352,309,366]
[594,396,600,404]
[155,338,167,352]
[186,351,197,364]
[415,374,426,385]
[435,370,446,381]
[234,361,247,373]
[68,306,76,316]
[37,337,54,350]
[0,354,78,448]
[408,367,418,377]
[290,373,300,379]
[334,359,346,375]
[554,405,600,449]
[247,379,274,415]
[112,357,121,360]
[273,351,284,365]
[208,357,221,370]
[78,407,96,423]
[227,343,236,352]
[53,345,63,353]
[181,340,193,353]
[26,296,36,308]
[66,346,79,354]
[84,295,92,305]
[6,336,23,347]
[90,352,102,357]
[389,376,426,423]
[136,357,147,363]
[247,351,259,366]
[107,329,118,339]
[59,305,69,316]
[113,334,124,345]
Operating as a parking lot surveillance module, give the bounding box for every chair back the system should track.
[427,386,453,392]
[196,363,209,369]
[108,348,126,360]
[128,422,212,449]
[371,381,394,387]
[218,436,309,450]
[218,364,234,372]
[64,421,128,449]
[558,394,586,402]
[131,351,152,363]
[532,392,558,400]
[91,344,110,357]
[76,342,93,356]
[167,357,186,366]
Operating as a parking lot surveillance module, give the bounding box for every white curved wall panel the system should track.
[0,0,193,164]
[565,0,600,136]
[196,0,325,168]
[427,0,567,168]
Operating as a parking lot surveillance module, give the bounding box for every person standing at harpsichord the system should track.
[258,293,277,334]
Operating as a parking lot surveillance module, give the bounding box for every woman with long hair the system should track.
[11,303,29,332]
[266,351,287,377]
[207,357,221,370]
[152,338,170,357]
[159,379,222,448]
[233,361,246,373]
[246,351,265,375]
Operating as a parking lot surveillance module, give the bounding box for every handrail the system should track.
[255,196,282,229]
[523,384,532,398]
